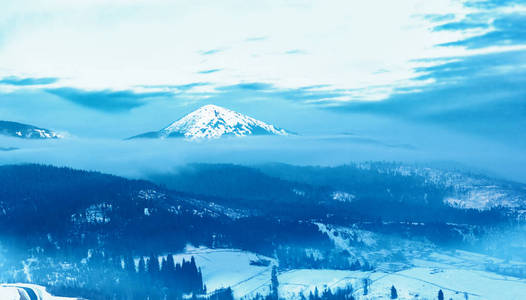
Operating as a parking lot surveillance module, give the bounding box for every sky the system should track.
[0,0,525,181]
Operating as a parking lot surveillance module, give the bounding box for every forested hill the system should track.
[0,164,224,255]
[147,163,515,224]
[0,164,332,298]
[0,163,329,258]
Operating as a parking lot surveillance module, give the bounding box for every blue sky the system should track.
[0,0,525,180]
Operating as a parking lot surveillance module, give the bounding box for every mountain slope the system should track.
[257,162,526,212]
[129,104,290,139]
[146,163,514,224]
[0,120,60,139]
[0,164,230,254]
[0,164,321,255]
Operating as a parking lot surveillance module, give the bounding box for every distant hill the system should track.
[0,120,61,139]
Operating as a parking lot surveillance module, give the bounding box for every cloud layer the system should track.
[45,88,173,112]
[0,0,525,182]
[0,76,58,86]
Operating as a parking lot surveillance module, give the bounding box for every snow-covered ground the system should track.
[361,266,526,299]
[164,246,526,300]
[0,283,79,300]
[168,246,276,299]
[5,246,526,299]
[249,266,526,300]
[0,286,19,300]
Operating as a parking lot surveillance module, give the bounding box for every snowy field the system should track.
[3,246,526,299]
[167,246,277,299]
[167,246,526,300]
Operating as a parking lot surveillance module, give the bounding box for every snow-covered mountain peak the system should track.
[164,104,249,132]
[130,104,290,140]
[0,120,61,139]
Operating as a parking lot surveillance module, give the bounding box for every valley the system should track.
[0,163,525,299]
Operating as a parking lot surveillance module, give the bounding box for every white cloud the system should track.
[0,0,480,100]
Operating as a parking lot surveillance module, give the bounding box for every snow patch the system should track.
[331,191,355,203]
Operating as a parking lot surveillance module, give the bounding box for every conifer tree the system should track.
[391,285,398,299]
[161,257,168,273]
[148,254,159,275]
[363,278,369,295]
[438,289,444,300]
[166,254,176,273]
[299,292,307,300]
[197,267,204,293]
[138,257,146,274]
[125,256,135,274]
[271,266,279,299]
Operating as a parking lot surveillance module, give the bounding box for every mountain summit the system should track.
[0,120,61,139]
[129,104,290,140]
